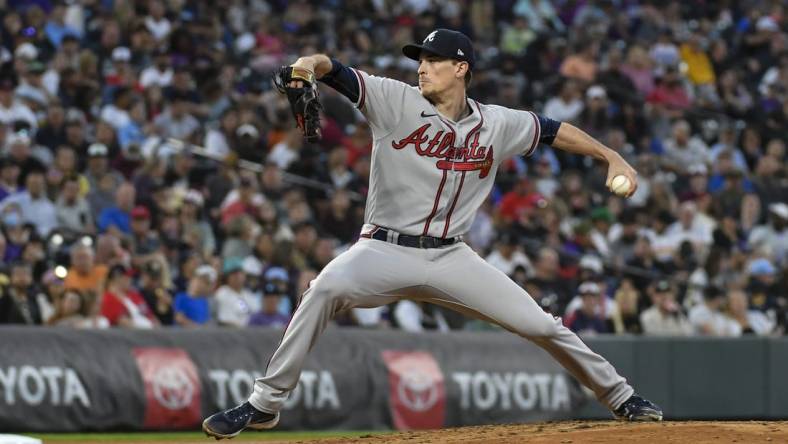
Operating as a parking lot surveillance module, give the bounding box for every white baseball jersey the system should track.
[351,69,541,239]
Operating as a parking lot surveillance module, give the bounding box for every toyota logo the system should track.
[151,365,194,410]
[397,369,438,412]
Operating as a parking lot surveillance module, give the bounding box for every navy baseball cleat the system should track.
[613,394,663,421]
[202,402,280,440]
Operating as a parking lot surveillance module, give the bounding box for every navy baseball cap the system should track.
[403,28,475,70]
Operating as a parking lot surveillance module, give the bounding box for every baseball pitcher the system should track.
[203,29,662,439]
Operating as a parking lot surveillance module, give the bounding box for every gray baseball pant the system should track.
[248,238,633,413]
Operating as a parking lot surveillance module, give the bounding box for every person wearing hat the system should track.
[205,28,659,437]
[15,60,53,109]
[4,127,47,182]
[565,281,609,335]
[174,264,217,326]
[746,257,782,323]
[248,280,291,328]
[84,142,124,195]
[214,257,259,327]
[128,205,161,263]
[640,279,692,336]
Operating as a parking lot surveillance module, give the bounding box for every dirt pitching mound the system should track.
[288,420,788,444]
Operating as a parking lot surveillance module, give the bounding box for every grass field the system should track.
[27,430,390,443]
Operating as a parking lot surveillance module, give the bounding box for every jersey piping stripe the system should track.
[441,171,466,238]
[441,101,484,238]
[525,111,541,156]
[422,171,447,236]
[422,118,457,236]
[351,68,366,109]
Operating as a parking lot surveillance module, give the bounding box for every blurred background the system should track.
[0,0,787,434]
[0,0,784,337]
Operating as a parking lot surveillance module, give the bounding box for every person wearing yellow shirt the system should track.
[680,34,715,85]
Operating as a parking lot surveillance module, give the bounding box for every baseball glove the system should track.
[273,66,322,142]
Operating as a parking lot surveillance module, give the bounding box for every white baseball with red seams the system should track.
[246,69,634,416]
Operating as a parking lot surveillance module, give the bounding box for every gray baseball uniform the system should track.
[247,68,634,414]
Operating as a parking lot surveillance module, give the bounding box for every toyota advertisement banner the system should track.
[0,327,587,432]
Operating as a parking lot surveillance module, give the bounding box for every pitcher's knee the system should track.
[304,272,352,305]
[519,314,561,339]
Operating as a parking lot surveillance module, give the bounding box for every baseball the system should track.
[610,175,632,196]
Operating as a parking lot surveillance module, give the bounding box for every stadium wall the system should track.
[0,327,785,432]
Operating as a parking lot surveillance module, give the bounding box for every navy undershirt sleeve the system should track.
[318,58,360,104]
[537,114,561,145]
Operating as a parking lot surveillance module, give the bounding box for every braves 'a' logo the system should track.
[391,124,493,178]
[424,31,437,43]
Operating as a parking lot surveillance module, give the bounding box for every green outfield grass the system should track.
[27,430,390,442]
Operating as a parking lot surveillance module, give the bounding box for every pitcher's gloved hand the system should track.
[273,66,323,142]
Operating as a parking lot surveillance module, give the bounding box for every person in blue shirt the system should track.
[173,265,216,326]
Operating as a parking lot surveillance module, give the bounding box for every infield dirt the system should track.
[54,420,788,443]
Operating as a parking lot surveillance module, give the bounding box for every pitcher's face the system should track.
[418,54,467,101]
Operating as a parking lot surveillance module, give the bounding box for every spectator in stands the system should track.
[559,41,599,84]
[215,257,259,327]
[566,281,609,335]
[48,289,109,329]
[2,211,27,263]
[727,288,775,336]
[611,278,642,334]
[0,0,784,336]
[101,264,157,329]
[661,120,711,175]
[56,173,94,235]
[527,247,570,314]
[138,259,173,326]
[543,80,584,123]
[0,167,57,237]
[746,258,784,331]
[688,286,741,337]
[249,279,291,329]
[128,206,161,266]
[0,261,42,324]
[485,230,533,278]
[640,279,692,336]
[174,264,217,327]
[0,158,22,202]
[394,300,450,332]
[97,181,136,235]
[748,203,788,266]
[64,243,108,301]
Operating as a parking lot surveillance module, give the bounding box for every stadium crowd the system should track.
[0,0,785,337]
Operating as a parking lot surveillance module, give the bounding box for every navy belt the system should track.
[361,227,459,249]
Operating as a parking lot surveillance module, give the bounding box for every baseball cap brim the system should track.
[402,44,429,61]
[403,45,458,63]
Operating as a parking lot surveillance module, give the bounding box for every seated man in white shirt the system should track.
[688,286,741,337]
[214,257,260,327]
[485,230,533,277]
[640,279,693,336]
